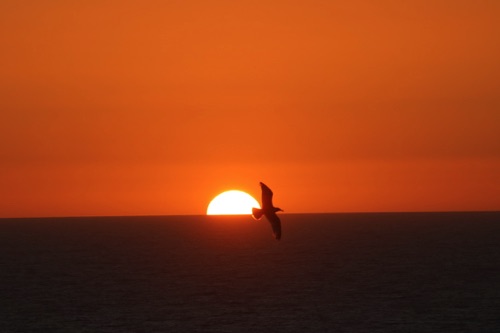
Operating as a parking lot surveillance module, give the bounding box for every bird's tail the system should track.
[252,207,263,220]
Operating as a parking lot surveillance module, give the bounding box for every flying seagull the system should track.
[252,182,283,240]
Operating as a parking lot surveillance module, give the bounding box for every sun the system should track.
[207,190,260,215]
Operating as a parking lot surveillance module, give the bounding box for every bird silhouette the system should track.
[252,182,283,240]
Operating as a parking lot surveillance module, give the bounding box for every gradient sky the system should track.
[1,1,499,217]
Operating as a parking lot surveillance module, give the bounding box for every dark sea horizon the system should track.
[1,212,499,332]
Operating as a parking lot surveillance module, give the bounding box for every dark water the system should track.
[1,212,499,332]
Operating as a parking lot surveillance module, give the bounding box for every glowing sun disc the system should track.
[207,190,260,215]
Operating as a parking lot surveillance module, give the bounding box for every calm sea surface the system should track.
[1,212,499,332]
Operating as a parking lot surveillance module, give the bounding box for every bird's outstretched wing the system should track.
[260,182,274,210]
[265,212,281,240]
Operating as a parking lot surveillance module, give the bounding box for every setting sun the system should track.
[207,190,260,215]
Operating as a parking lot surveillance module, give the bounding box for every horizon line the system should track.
[1,210,499,220]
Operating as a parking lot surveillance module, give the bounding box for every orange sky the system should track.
[1,1,499,217]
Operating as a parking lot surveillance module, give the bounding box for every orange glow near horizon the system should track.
[0,1,499,217]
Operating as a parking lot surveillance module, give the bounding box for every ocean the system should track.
[1,212,499,332]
